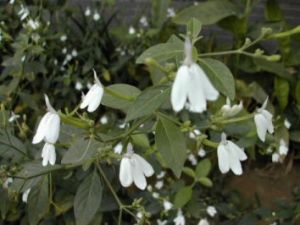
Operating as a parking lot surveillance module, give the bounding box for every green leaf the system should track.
[136,35,197,64]
[182,167,195,178]
[28,176,49,225]
[187,18,202,40]
[195,159,212,178]
[274,77,289,110]
[102,84,141,112]
[198,177,213,187]
[198,58,235,100]
[74,171,103,225]
[174,186,193,208]
[173,0,238,25]
[0,189,9,219]
[155,116,186,177]
[16,162,62,179]
[125,85,171,122]
[61,138,102,165]
[131,134,150,149]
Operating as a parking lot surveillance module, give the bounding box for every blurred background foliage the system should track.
[0,0,300,225]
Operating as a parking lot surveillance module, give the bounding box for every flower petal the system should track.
[262,110,274,134]
[254,113,268,142]
[32,112,51,144]
[119,158,133,188]
[190,64,219,101]
[88,85,103,112]
[217,144,230,174]
[44,113,60,144]
[228,141,247,161]
[171,65,190,112]
[132,153,154,177]
[131,157,147,190]
[227,144,243,175]
[187,65,206,113]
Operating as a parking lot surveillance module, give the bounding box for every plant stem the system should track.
[201,138,219,149]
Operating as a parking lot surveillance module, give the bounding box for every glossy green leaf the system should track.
[155,116,186,177]
[198,58,235,100]
[173,0,238,25]
[125,85,170,121]
[28,176,49,225]
[102,84,141,112]
[74,171,103,225]
[174,186,193,208]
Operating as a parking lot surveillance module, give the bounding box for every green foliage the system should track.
[1,0,300,224]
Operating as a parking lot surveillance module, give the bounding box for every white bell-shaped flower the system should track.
[221,98,243,118]
[171,38,219,113]
[206,206,217,217]
[163,200,173,211]
[217,133,247,175]
[119,143,154,190]
[80,70,104,112]
[254,98,274,142]
[198,218,210,225]
[41,143,56,166]
[32,95,60,145]
[173,209,185,225]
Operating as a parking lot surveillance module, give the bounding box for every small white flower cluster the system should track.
[271,139,289,163]
[84,7,100,21]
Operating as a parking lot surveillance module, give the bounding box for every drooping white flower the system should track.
[93,12,100,21]
[217,133,247,175]
[27,19,40,30]
[152,192,160,199]
[272,139,288,163]
[254,98,274,142]
[18,5,29,21]
[221,98,243,118]
[272,152,280,163]
[188,154,197,166]
[22,188,31,203]
[174,209,185,225]
[171,38,219,113]
[8,112,20,123]
[3,177,13,189]
[198,148,206,158]
[139,16,148,27]
[163,200,173,211]
[84,7,91,16]
[114,142,123,154]
[147,185,153,192]
[119,143,154,190]
[198,218,210,225]
[155,180,164,189]
[284,119,291,129]
[278,139,288,155]
[128,26,136,35]
[41,143,56,166]
[156,171,166,179]
[80,70,104,113]
[206,206,217,217]
[167,8,176,18]
[71,49,78,57]
[32,95,60,145]
[75,81,83,91]
[100,115,108,124]
[60,35,67,42]
[189,129,201,139]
